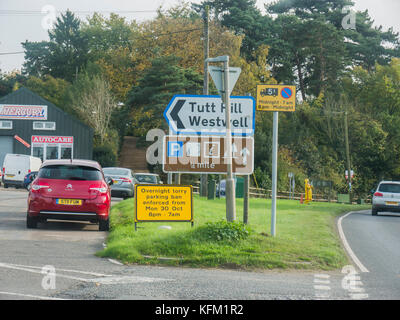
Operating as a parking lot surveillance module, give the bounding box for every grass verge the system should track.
[96,195,370,271]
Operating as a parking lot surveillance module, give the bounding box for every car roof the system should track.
[41,159,102,170]
[134,172,159,176]
[379,181,400,184]
[103,167,131,170]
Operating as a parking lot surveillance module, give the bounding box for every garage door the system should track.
[0,136,13,167]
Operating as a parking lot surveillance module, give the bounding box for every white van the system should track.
[2,154,42,188]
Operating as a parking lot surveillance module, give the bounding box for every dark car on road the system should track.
[27,159,112,231]
[23,171,38,190]
[103,167,136,199]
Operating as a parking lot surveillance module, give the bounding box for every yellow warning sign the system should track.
[256,84,296,112]
[135,184,193,223]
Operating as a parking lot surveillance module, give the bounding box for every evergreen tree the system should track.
[22,10,89,82]
[125,55,203,134]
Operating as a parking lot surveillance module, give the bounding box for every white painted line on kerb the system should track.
[108,258,124,266]
[337,212,369,273]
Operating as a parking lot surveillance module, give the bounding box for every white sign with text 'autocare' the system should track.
[163,95,255,136]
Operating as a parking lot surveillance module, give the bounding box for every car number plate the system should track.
[385,201,398,206]
[6,174,15,177]
[56,199,82,205]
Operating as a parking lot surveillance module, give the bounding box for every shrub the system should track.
[93,144,117,167]
[194,220,252,242]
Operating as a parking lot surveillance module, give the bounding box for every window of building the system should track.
[33,121,56,130]
[46,145,59,160]
[32,144,44,161]
[0,121,13,129]
[60,146,73,159]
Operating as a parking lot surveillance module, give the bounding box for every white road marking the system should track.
[0,291,66,300]
[337,211,369,273]
[314,279,330,284]
[314,274,330,279]
[1,262,110,277]
[0,262,172,284]
[108,258,123,266]
[313,274,331,299]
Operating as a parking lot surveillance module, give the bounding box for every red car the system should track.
[27,159,112,231]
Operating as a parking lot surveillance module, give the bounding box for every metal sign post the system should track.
[270,111,278,236]
[206,55,240,222]
[256,84,296,237]
[223,57,236,222]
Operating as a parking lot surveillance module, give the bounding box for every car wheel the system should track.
[99,219,109,231]
[26,214,38,229]
[372,208,378,215]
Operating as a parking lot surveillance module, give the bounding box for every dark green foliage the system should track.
[93,145,117,167]
[126,55,203,133]
[194,220,252,242]
[22,10,89,82]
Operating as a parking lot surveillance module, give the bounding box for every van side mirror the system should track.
[370,189,375,194]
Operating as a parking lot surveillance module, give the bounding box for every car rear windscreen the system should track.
[134,174,157,183]
[378,183,400,193]
[38,165,103,181]
[103,168,130,176]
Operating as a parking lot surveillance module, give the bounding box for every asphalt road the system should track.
[0,187,398,301]
[340,210,400,299]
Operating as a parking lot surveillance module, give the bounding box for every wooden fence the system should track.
[192,183,370,203]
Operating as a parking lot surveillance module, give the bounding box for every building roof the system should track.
[0,87,92,132]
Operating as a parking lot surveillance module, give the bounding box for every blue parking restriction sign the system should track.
[168,141,183,157]
[281,87,293,99]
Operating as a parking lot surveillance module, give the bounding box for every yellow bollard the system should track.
[304,179,313,204]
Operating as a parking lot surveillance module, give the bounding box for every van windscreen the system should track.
[38,165,102,181]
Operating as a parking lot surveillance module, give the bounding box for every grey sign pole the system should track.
[206,55,237,222]
[223,56,236,222]
[271,111,279,236]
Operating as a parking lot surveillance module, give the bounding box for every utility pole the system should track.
[200,5,209,197]
[344,111,352,203]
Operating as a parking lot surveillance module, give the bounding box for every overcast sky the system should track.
[1,0,399,73]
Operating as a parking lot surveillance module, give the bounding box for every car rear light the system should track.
[31,184,49,191]
[90,187,108,193]
[374,192,383,197]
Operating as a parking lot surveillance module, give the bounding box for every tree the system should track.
[25,75,70,111]
[69,74,117,145]
[125,55,203,136]
[195,0,271,60]
[22,10,89,82]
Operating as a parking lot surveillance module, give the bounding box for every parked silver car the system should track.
[372,181,400,215]
[133,173,162,185]
[103,167,137,199]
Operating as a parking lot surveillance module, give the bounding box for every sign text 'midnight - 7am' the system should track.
[135,184,193,222]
